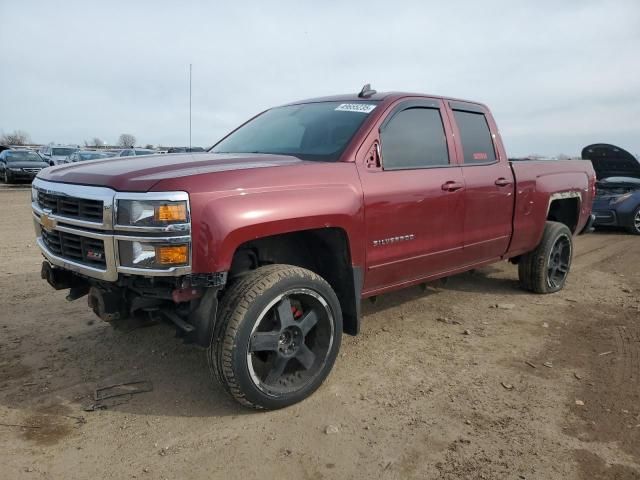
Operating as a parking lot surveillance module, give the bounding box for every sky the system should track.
[1,0,639,156]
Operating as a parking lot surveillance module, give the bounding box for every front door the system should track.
[358,99,465,294]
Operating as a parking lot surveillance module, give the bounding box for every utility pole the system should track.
[189,63,192,150]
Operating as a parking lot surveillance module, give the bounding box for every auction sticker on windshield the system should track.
[335,103,377,113]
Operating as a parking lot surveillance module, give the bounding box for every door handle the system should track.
[495,177,512,187]
[441,181,464,192]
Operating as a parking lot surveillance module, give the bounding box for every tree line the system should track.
[1,130,140,148]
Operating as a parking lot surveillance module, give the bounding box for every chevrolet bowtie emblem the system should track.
[40,212,57,232]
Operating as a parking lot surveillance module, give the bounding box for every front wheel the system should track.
[627,206,640,235]
[518,221,573,294]
[208,265,342,409]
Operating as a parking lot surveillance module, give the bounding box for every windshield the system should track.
[52,148,76,156]
[6,151,42,162]
[78,152,105,161]
[135,150,153,156]
[211,101,379,161]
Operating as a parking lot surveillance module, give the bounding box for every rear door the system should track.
[357,98,465,294]
[446,102,514,263]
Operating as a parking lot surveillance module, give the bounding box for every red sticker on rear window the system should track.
[473,152,488,160]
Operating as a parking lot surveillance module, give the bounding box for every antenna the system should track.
[358,83,376,98]
[189,64,192,150]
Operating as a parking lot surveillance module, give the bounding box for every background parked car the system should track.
[0,149,50,183]
[39,145,78,166]
[67,150,112,162]
[584,143,640,235]
[167,147,205,153]
[116,148,156,157]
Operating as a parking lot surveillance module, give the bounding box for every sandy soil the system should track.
[1,184,639,480]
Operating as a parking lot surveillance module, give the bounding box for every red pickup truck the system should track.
[32,87,596,409]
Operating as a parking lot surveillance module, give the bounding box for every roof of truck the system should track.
[284,91,485,107]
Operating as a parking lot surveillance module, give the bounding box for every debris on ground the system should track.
[491,303,515,310]
[84,380,154,411]
[574,372,583,380]
[501,382,514,390]
[84,403,108,412]
[575,400,585,406]
[598,351,613,356]
[94,380,153,402]
[525,361,537,369]
[543,362,553,368]
[463,329,471,335]
[324,424,339,435]
[437,317,461,325]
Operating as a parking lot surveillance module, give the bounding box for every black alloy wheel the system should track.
[247,288,334,395]
[547,233,571,289]
[518,221,573,294]
[209,265,342,409]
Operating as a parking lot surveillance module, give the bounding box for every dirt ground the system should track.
[1,184,639,480]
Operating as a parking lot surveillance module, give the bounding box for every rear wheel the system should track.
[208,265,342,409]
[627,207,640,235]
[518,221,573,294]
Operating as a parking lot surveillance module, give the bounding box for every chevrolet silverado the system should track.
[32,86,596,409]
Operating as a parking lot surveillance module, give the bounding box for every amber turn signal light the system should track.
[155,245,189,265]
[155,204,187,222]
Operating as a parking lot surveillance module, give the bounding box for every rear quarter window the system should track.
[453,110,497,164]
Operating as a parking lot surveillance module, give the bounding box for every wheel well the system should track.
[547,198,580,233]
[227,228,360,335]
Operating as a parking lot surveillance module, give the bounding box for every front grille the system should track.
[37,191,103,222]
[23,168,42,174]
[41,229,107,268]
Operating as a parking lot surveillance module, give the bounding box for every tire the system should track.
[518,221,573,294]
[627,206,640,235]
[3,170,9,184]
[208,265,342,409]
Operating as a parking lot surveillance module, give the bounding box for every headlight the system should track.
[118,241,189,269]
[31,186,38,203]
[9,167,22,172]
[117,199,189,227]
[610,193,633,206]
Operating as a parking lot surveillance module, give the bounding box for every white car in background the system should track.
[39,145,78,166]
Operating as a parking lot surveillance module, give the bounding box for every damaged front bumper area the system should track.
[32,178,225,346]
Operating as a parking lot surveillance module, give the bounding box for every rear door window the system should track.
[452,110,496,164]
[380,107,449,170]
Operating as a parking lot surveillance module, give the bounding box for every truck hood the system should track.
[582,143,640,180]
[37,153,304,191]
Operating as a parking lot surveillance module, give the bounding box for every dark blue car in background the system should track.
[584,143,640,235]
